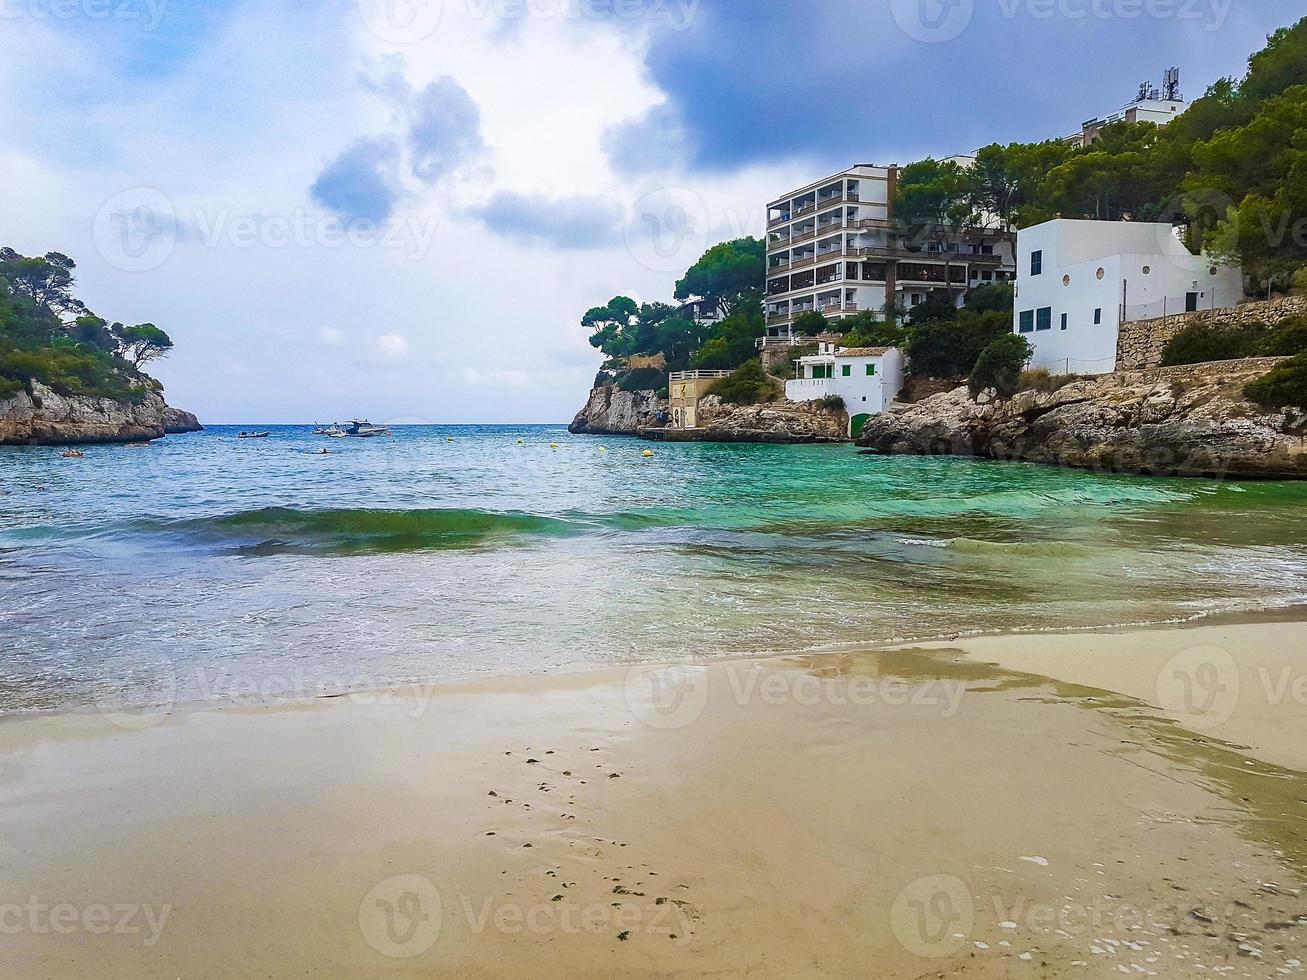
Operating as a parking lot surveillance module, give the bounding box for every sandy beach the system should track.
[1,617,1305,978]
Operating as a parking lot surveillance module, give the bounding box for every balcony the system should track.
[784,377,834,402]
[767,214,792,229]
[792,201,816,217]
[789,254,817,272]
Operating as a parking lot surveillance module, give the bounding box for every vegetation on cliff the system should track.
[1160,316,1307,366]
[0,248,173,403]
[1244,353,1307,410]
[903,17,1307,287]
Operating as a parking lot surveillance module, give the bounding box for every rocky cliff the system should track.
[568,386,668,435]
[856,358,1307,480]
[646,395,848,443]
[0,381,202,446]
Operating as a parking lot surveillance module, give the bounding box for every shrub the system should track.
[1018,368,1085,394]
[964,281,1015,315]
[820,394,845,411]
[708,360,778,405]
[0,376,22,399]
[1160,323,1257,365]
[1257,316,1307,356]
[908,310,1011,378]
[792,310,828,337]
[970,334,1033,399]
[616,367,665,392]
[1244,352,1307,410]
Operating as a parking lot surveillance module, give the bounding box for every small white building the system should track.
[784,344,905,438]
[1014,219,1244,375]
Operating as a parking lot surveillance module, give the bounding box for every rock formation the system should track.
[856,358,1307,480]
[0,381,202,445]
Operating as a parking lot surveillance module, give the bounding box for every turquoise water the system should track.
[2,424,1306,713]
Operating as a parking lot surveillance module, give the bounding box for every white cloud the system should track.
[376,333,410,359]
[320,326,347,346]
[463,366,530,389]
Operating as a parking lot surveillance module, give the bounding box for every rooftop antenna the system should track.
[1163,67,1182,102]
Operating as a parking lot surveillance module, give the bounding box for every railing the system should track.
[789,228,817,245]
[669,370,732,382]
[789,255,817,271]
[793,202,816,216]
[756,335,802,350]
[767,215,792,228]
[1122,295,1228,322]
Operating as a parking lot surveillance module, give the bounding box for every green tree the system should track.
[114,323,173,368]
[970,334,1033,399]
[583,296,640,357]
[707,360,777,405]
[1244,352,1307,409]
[969,141,1073,230]
[908,310,1012,378]
[895,159,978,299]
[792,310,828,337]
[674,238,766,317]
[964,281,1015,315]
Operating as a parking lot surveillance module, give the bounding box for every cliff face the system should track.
[648,395,848,443]
[0,381,202,446]
[856,359,1307,480]
[568,386,667,435]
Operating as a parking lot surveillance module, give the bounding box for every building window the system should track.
[866,364,876,376]
[842,364,851,377]
[1061,313,1068,331]
[1036,307,1052,331]
[1030,250,1043,276]
[1019,310,1035,333]
[1094,308,1102,324]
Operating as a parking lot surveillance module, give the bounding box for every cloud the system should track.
[472,191,622,248]
[310,136,400,222]
[376,333,410,359]
[320,326,346,345]
[602,102,689,174]
[408,77,487,183]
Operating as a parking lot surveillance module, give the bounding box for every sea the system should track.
[2,424,1306,715]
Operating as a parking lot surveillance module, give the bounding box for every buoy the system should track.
[598,447,607,454]
[550,443,559,449]
[642,449,654,457]
[517,438,524,444]
[447,437,454,442]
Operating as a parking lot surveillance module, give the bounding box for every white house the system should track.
[1014,219,1244,375]
[784,344,905,438]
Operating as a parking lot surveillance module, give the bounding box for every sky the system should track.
[1,0,1304,423]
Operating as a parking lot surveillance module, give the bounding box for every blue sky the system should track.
[0,0,1303,422]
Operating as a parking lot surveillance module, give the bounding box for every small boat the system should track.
[238,431,271,439]
[312,423,342,436]
[339,419,392,438]
[61,448,85,459]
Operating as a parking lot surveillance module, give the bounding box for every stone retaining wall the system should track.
[1116,295,1307,371]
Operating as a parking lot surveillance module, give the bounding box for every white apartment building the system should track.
[765,165,1015,338]
[1014,219,1245,376]
[784,344,905,438]
[1065,69,1188,147]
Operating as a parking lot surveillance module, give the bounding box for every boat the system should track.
[238,431,271,439]
[339,419,392,438]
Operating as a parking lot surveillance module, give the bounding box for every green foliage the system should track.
[1259,316,1307,355]
[673,238,765,316]
[688,294,766,370]
[583,296,709,368]
[907,310,1012,378]
[1160,323,1258,365]
[820,394,845,411]
[616,367,666,392]
[970,334,1033,399]
[1244,352,1307,409]
[0,246,168,400]
[792,310,828,337]
[833,311,908,349]
[1019,368,1085,394]
[707,359,777,405]
[964,281,1015,315]
[906,293,957,326]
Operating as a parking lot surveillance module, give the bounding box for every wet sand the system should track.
[1,619,1305,978]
